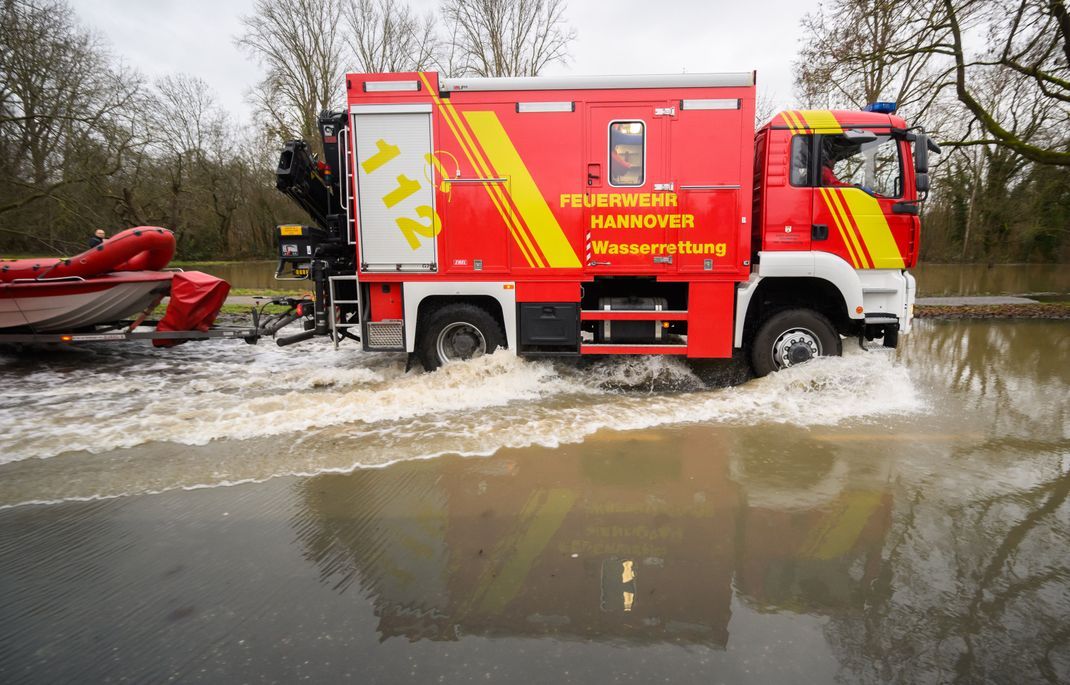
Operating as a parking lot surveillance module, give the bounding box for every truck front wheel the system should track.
[750,309,841,377]
[418,303,504,371]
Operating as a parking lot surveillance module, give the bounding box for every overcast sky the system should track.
[70,0,811,117]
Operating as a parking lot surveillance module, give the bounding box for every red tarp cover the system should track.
[154,271,230,347]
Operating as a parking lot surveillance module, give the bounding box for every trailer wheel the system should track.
[418,303,504,371]
[750,309,841,377]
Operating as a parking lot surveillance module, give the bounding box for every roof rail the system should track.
[439,72,754,93]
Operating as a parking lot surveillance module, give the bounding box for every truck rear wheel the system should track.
[750,309,841,377]
[418,303,504,371]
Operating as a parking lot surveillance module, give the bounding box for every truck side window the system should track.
[820,133,902,197]
[790,135,811,186]
[609,121,645,186]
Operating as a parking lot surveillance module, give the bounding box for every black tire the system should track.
[882,326,899,349]
[750,309,841,377]
[417,303,504,371]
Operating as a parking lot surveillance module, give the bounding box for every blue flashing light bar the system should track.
[864,101,898,114]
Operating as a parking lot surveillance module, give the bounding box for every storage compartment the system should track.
[594,296,668,344]
[352,108,437,272]
[519,303,579,353]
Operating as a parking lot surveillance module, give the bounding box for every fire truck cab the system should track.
[274,71,936,375]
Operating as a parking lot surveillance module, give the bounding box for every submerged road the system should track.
[914,295,1039,305]
[0,319,1068,683]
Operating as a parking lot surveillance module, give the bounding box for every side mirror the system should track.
[915,134,930,174]
[916,172,930,193]
[843,128,878,144]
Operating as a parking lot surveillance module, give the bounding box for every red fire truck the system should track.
[273,70,939,375]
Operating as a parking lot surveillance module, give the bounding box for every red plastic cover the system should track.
[154,271,230,347]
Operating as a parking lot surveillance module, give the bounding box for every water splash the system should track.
[0,341,922,508]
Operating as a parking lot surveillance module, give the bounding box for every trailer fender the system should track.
[734,251,864,348]
[403,281,517,354]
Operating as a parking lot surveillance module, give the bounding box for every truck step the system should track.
[580,310,688,321]
[580,343,688,355]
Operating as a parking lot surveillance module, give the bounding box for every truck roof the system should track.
[438,72,755,93]
[764,109,909,132]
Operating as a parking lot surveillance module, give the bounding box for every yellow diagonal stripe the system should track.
[441,100,545,267]
[798,110,843,132]
[468,488,576,616]
[784,110,806,133]
[418,75,531,265]
[826,188,870,267]
[464,110,582,269]
[825,188,870,268]
[417,73,540,267]
[839,189,905,269]
[819,188,860,268]
[798,491,883,560]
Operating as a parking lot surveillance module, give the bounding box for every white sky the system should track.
[71,0,811,118]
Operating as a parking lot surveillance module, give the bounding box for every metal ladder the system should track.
[327,275,361,349]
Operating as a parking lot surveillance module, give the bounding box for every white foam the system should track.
[0,341,923,508]
[570,355,707,392]
[0,350,595,463]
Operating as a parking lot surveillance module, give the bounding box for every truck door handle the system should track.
[812,224,829,241]
[587,163,601,186]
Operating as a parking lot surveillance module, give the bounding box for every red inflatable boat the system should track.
[0,227,228,335]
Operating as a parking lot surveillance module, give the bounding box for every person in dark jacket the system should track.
[88,229,106,248]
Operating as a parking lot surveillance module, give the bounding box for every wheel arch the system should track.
[735,251,865,348]
[403,282,516,353]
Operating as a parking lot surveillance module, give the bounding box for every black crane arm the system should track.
[275,140,335,230]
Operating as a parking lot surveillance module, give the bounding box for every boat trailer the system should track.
[0,296,316,347]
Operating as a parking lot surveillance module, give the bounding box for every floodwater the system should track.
[1,320,1068,683]
[195,260,1070,296]
[191,260,306,291]
[911,262,1070,296]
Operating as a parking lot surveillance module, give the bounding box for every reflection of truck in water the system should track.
[273,71,939,375]
[294,434,892,646]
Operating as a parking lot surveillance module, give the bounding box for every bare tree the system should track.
[149,75,242,251]
[754,89,778,130]
[793,0,947,121]
[236,0,344,152]
[0,0,143,222]
[797,0,1069,166]
[346,0,439,73]
[440,0,575,77]
[940,0,1070,166]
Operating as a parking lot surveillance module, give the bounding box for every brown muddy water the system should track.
[0,320,1068,683]
[195,260,1070,296]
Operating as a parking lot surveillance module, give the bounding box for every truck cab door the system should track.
[762,130,814,253]
[585,104,670,273]
[812,131,910,270]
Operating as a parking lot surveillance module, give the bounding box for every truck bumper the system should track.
[859,269,915,334]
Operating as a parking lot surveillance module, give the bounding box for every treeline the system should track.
[795,0,1070,263]
[0,0,301,259]
[2,0,1066,262]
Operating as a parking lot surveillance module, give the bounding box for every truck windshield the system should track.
[820,133,902,198]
